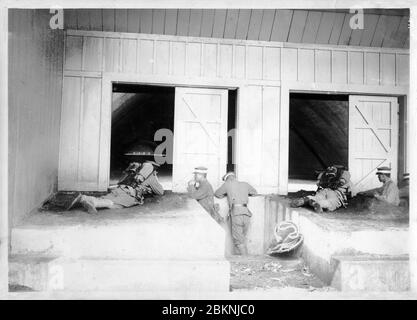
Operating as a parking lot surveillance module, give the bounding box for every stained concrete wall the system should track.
[8,10,64,226]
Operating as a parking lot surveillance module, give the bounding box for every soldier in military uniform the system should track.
[187,167,223,224]
[70,160,164,214]
[357,166,400,206]
[214,172,258,255]
[291,165,352,213]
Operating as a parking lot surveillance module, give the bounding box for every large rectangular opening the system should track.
[110,84,175,190]
[110,83,237,191]
[288,92,349,191]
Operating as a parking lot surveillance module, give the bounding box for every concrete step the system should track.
[11,201,225,260]
[331,255,409,292]
[9,254,230,292]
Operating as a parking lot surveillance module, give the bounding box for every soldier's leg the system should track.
[93,198,114,209]
[231,215,247,255]
[240,215,251,255]
[80,195,115,214]
[310,189,341,212]
[307,191,327,213]
[290,196,310,208]
[79,195,98,214]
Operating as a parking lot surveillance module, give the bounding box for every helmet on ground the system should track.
[267,221,303,255]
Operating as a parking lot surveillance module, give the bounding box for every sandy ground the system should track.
[228,254,328,292]
[21,191,190,226]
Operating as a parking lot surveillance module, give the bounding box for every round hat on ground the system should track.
[193,166,208,175]
[376,166,391,175]
[222,171,236,181]
[267,221,304,255]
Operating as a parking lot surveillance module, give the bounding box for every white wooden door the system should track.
[348,95,399,195]
[58,76,104,191]
[173,87,228,193]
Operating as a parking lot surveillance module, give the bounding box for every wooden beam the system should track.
[258,9,275,41]
[152,9,165,35]
[223,9,239,39]
[0,6,8,297]
[301,11,322,44]
[287,10,308,43]
[235,9,251,40]
[247,9,263,40]
[212,9,227,38]
[164,9,177,36]
[200,9,215,38]
[270,9,293,42]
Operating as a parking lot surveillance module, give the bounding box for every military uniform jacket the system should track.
[214,180,257,216]
[377,178,400,206]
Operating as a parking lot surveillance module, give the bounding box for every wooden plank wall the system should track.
[64,9,410,49]
[60,30,409,193]
[9,10,64,225]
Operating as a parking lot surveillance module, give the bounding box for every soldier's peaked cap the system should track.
[193,167,208,174]
[222,172,236,181]
[376,166,391,175]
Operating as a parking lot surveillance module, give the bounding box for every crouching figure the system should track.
[356,166,400,210]
[291,165,352,213]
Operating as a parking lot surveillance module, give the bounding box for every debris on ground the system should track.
[262,262,282,272]
[229,255,326,291]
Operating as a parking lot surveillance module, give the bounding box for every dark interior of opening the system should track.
[110,84,175,185]
[228,89,237,173]
[289,93,349,180]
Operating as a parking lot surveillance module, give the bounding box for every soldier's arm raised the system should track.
[188,183,210,200]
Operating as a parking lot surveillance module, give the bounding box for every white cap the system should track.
[376,166,391,175]
[193,166,208,175]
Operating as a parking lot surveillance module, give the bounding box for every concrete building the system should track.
[1,6,416,297]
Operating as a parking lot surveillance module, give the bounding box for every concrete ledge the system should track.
[264,197,410,290]
[331,255,409,291]
[10,255,230,292]
[11,199,226,260]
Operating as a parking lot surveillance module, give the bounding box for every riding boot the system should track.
[80,195,98,214]
[290,196,310,208]
[308,199,323,213]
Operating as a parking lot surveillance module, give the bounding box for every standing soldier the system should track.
[187,167,223,224]
[214,172,257,255]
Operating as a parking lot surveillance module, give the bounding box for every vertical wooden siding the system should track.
[60,30,409,192]
[9,10,64,225]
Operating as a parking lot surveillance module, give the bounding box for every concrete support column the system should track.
[0,6,8,297]
[409,6,417,293]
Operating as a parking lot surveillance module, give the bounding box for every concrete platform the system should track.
[331,255,409,292]
[10,193,230,292]
[264,196,410,291]
[9,254,230,292]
